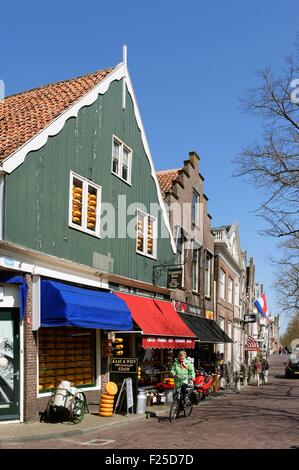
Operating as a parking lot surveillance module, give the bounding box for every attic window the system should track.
[112,135,132,184]
[69,172,101,237]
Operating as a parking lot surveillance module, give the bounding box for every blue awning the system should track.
[0,274,28,320]
[41,280,133,330]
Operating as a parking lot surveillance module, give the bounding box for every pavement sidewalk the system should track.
[0,404,171,443]
[0,387,241,444]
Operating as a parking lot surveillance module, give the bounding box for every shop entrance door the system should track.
[0,309,20,421]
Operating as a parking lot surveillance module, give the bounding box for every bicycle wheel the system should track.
[169,396,180,422]
[183,399,193,418]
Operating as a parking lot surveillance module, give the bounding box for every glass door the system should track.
[0,309,20,421]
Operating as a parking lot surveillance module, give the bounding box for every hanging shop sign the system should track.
[109,283,168,300]
[167,268,183,289]
[110,357,138,374]
[174,301,203,317]
[243,314,257,323]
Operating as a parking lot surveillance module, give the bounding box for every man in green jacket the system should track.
[170,350,195,389]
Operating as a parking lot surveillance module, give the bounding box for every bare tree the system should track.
[234,48,299,317]
[234,57,299,238]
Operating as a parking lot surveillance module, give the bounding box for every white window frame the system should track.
[228,277,233,304]
[234,278,240,306]
[219,269,226,300]
[176,227,185,288]
[191,241,200,293]
[68,171,101,238]
[204,251,213,298]
[111,135,132,185]
[191,189,200,226]
[136,209,157,259]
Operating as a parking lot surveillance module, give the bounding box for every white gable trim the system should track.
[1,63,125,174]
[0,62,176,253]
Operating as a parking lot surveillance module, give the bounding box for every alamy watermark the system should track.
[0,79,4,100]
[291,78,299,104]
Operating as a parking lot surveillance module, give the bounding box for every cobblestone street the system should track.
[1,354,299,449]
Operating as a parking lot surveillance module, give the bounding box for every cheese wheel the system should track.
[100,393,115,400]
[99,411,113,417]
[72,210,81,218]
[100,399,114,405]
[73,187,82,193]
[88,200,97,207]
[72,217,81,224]
[105,382,118,395]
[99,403,114,410]
[87,223,95,229]
[100,397,114,403]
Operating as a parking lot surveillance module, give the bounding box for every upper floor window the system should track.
[176,227,185,288]
[192,189,200,226]
[228,277,233,304]
[234,279,240,306]
[112,136,132,184]
[136,210,157,259]
[192,242,199,292]
[69,172,101,237]
[219,269,226,299]
[205,251,213,298]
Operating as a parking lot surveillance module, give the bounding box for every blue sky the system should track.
[1,0,298,332]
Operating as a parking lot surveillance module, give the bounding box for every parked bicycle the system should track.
[169,383,193,422]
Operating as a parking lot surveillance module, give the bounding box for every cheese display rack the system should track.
[38,327,95,392]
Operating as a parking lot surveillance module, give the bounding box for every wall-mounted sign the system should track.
[110,283,168,300]
[175,301,203,317]
[244,314,257,323]
[167,268,183,289]
[110,357,138,374]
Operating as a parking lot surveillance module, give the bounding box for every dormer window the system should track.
[112,135,132,184]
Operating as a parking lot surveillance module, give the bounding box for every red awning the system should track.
[115,293,196,349]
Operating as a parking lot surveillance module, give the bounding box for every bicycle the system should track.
[169,383,193,422]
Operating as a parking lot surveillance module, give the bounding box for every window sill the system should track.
[136,250,157,261]
[112,171,132,187]
[69,223,100,238]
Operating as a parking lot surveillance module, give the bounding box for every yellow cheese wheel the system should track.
[100,393,115,400]
[114,344,123,349]
[99,411,113,417]
[88,200,97,207]
[105,382,118,395]
[100,398,114,405]
[99,403,114,410]
[72,210,81,217]
[87,223,95,229]
[73,187,82,193]
[72,217,81,223]
[114,338,123,343]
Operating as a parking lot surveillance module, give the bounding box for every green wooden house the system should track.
[0,50,178,422]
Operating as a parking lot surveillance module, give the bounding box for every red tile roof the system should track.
[0,68,114,162]
[156,169,180,195]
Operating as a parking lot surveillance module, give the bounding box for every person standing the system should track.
[254,358,262,386]
[261,357,269,384]
[170,350,195,389]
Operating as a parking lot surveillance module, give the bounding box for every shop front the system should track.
[37,279,133,410]
[176,306,233,372]
[113,292,196,405]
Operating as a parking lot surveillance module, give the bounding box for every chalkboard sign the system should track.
[167,268,183,289]
[110,357,138,374]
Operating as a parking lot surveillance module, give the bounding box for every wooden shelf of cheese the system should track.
[72,185,82,225]
[72,183,97,232]
[137,218,144,251]
[147,221,153,255]
[39,328,94,391]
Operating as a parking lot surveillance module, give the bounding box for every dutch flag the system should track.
[254,293,268,320]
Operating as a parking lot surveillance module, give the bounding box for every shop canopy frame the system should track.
[178,313,233,344]
[115,293,196,349]
[40,280,133,331]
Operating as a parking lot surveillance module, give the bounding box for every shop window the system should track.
[111,135,132,184]
[136,210,157,258]
[38,327,95,393]
[69,172,101,237]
